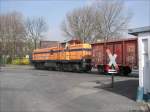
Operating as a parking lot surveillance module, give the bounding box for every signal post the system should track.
[106,49,118,88]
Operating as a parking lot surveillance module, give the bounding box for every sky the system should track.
[0,0,150,41]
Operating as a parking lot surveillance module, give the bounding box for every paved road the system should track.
[0,65,142,112]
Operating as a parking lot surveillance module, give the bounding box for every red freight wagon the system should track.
[91,38,138,75]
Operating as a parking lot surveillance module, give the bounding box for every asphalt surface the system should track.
[0,65,142,112]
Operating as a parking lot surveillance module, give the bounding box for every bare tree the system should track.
[0,12,26,59]
[61,0,131,42]
[93,0,131,42]
[25,17,48,49]
[0,12,49,63]
[61,6,95,42]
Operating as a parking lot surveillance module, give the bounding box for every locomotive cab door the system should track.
[65,43,70,60]
[65,52,70,60]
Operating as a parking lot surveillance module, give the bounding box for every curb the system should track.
[1,65,33,69]
[139,102,150,112]
[148,103,150,111]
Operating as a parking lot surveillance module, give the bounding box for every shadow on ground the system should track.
[95,79,138,101]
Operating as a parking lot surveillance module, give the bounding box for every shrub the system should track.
[11,58,30,65]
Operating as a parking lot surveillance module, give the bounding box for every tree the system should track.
[0,12,26,58]
[93,0,131,42]
[0,12,49,63]
[61,0,131,42]
[25,17,48,49]
[61,6,95,42]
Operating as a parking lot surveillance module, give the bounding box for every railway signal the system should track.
[106,49,118,70]
[106,49,118,88]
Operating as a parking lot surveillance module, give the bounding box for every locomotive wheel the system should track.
[34,63,38,69]
[56,63,63,71]
[73,64,81,72]
[83,65,92,72]
[62,64,68,72]
[34,62,45,70]
[68,64,73,72]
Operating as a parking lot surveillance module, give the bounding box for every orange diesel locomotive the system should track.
[31,40,92,72]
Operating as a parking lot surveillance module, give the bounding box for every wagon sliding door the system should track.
[92,44,104,65]
[106,44,113,64]
[124,40,137,68]
[114,43,123,65]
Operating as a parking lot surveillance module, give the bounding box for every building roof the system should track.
[61,39,82,44]
[128,26,150,36]
[40,41,59,48]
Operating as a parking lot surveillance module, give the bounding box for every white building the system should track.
[129,26,150,101]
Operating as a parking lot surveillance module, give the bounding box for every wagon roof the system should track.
[91,38,137,45]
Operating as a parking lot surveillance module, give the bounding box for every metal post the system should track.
[111,73,114,88]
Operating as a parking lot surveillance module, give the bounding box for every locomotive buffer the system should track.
[106,49,118,88]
